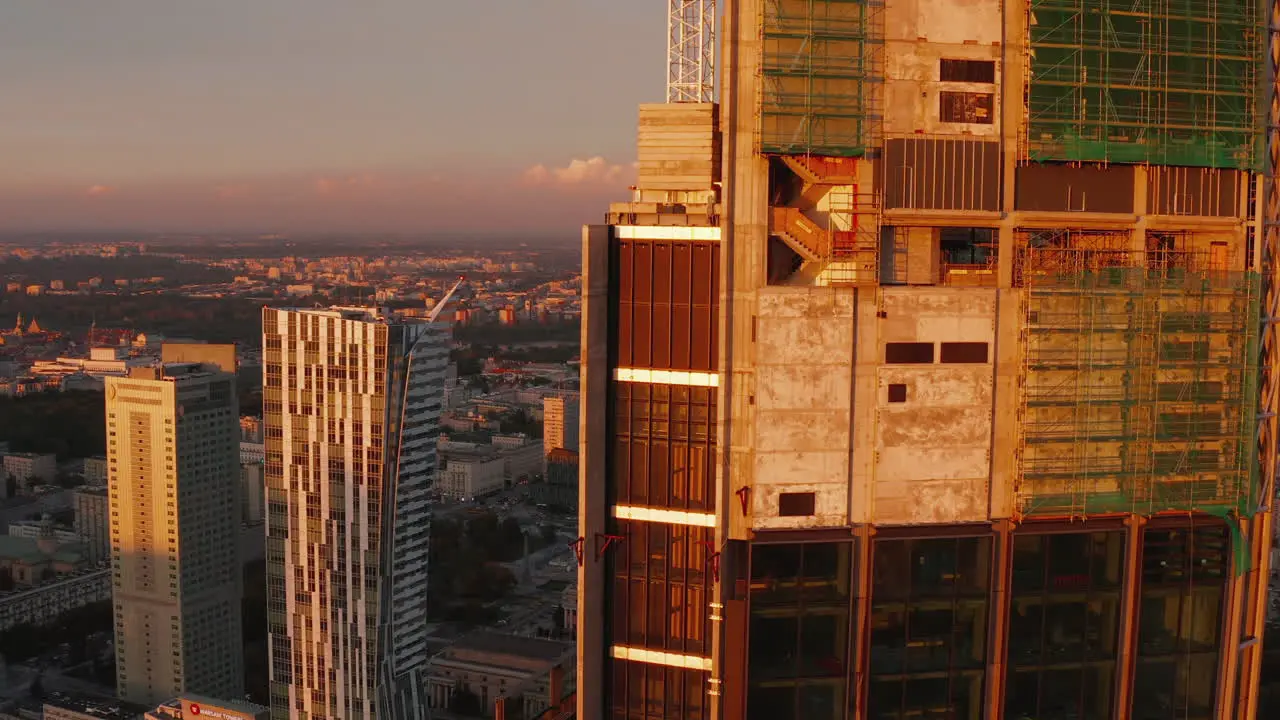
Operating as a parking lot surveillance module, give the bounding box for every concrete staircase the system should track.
[779,155,860,185]
[769,207,829,262]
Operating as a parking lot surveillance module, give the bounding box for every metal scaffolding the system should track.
[1026,0,1263,169]
[1016,240,1262,519]
[759,0,885,157]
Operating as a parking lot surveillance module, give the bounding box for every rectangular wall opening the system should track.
[880,227,997,287]
[940,59,996,84]
[885,342,934,364]
[939,92,994,124]
[940,342,990,364]
[778,492,816,517]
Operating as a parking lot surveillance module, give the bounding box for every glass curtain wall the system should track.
[867,537,992,720]
[1004,531,1125,720]
[747,541,854,720]
[1131,525,1229,720]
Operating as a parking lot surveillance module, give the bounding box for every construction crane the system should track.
[667,0,716,103]
[427,275,466,323]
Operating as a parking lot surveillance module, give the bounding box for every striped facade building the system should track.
[263,307,448,720]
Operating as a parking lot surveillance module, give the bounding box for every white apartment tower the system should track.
[263,307,448,720]
[106,357,243,705]
[541,394,579,457]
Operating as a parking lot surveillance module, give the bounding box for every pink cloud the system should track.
[86,184,115,197]
[524,156,632,186]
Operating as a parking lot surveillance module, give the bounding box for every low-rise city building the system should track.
[560,582,577,639]
[439,453,507,501]
[42,692,151,720]
[424,633,574,719]
[2,451,57,492]
[27,347,149,389]
[7,517,81,546]
[145,695,269,720]
[82,456,108,485]
[0,568,110,631]
[0,527,92,587]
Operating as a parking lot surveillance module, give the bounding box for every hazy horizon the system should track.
[0,3,664,233]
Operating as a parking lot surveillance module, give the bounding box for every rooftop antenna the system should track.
[667,0,716,103]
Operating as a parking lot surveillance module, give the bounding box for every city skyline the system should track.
[0,3,665,234]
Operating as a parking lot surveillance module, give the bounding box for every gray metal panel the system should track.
[1015,163,1136,213]
[883,138,1001,211]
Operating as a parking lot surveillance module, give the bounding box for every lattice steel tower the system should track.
[667,0,715,102]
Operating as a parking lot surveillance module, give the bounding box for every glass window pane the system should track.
[747,685,795,720]
[748,614,798,680]
[798,681,844,720]
[1006,530,1124,720]
[1132,525,1227,719]
[748,541,855,720]
[873,540,911,600]
[1011,535,1045,592]
[869,537,989,720]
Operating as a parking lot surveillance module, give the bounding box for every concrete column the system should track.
[1215,523,1248,720]
[849,288,881,524]
[575,225,611,720]
[1234,509,1276,719]
[1111,515,1147,718]
[849,525,875,717]
[999,0,1027,215]
[1132,166,1149,264]
[983,520,1015,717]
[714,3,757,720]
[988,288,1022,520]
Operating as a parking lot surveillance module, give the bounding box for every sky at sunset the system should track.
[0,2,667,234]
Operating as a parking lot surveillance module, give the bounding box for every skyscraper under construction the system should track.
[577,1,1280,718]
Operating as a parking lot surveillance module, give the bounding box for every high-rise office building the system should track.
[577,2,1280,719]
[107,353,243,705]
[263,307,448,720]
[73,485,109,564]
[543,394,580,459]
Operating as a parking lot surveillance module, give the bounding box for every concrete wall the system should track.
[750,288,856,529]
[884,0,1002,137]
[872,289,995,524]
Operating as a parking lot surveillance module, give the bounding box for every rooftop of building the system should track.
[43,691,151,719]
[0,534,86,564]
[452,632,574,663]
[276,305,431,324]
[122,361,229,383]
[179,694,270,716]
[2,451,52,460]
[546,448,579,464]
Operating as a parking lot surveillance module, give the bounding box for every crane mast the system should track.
[666,0,716,103]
